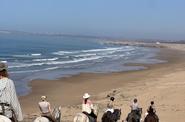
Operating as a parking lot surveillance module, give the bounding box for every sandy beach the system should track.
[20,42,185,122]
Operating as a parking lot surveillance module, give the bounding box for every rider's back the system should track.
[39,101,50,114]
[0,77,23,121]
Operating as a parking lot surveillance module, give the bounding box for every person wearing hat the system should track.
[38,95,56,122]
[82,93,97,122]
[0,62,23,122]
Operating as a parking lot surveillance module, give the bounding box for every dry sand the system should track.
[20,43,185,122]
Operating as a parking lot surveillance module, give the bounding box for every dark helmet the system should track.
[110,97,115,101]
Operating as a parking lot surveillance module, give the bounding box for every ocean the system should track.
[0,33,164,96]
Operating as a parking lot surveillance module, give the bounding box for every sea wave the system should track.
[0,60,7,63]
[13,53,42,58]
[32,57,59,62]
[9,56,101,68]
[10,66,59,74]
[52,51,74,55]
[52,47,135,56]
[31,53,42,56]
[74,53,97,58]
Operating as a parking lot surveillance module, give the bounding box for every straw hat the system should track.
[41,95,47,100]
[83,93,90,99]
[0,62,7,71]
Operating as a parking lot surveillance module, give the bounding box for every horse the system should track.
[0,115,12,122]
[0,103,17,122]
[73,104,99,122]
[34,106,61,122]
[101,109,121,122]
[126,108,142,122]
[144,113,159,122]
[144,109,159,122]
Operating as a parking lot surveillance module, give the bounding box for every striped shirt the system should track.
[0,77,23,121]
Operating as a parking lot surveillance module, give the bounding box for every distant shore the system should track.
[20,42,185,122]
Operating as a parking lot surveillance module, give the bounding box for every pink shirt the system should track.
[82,99,94,114]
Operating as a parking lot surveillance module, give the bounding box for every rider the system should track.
[0,62,23,122]
[126,98,140,122]
[147,101,156,113]
[82,93,97,122]
[147,101,159,121]
[102,96,119,122]
[38,95,56,122]
[130,98,139,112]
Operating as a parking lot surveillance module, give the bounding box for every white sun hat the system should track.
[83,93,91,99]
[41,95,47,100]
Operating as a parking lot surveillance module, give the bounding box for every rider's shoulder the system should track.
[0,77,13,85]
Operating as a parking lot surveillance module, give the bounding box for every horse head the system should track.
[0,115,12,122]
[93,104,99,116]
[52,106,61,122]
[114,109,121,120]
[34,116,50,122]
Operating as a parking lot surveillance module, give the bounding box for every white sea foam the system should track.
[74,53,97,57]
[31,53,41,56]
[0,60,7,63]
[52,47,135,56]
[52,51,74,55]
[13,53,42,58]
[9,56,101,68]
[10,66,59,73]
[32,57,58,62]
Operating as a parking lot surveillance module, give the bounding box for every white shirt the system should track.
[0,77,23,121]
[131,102,139,110]
[38,101,50,114]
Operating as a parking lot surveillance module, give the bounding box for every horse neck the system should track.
[93,105,99,116]
[52,107,61,122]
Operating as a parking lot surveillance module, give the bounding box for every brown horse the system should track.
[144,113,159,122]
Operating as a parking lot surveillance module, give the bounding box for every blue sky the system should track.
[0,0,185,40]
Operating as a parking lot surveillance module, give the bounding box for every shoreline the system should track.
[20,43,185,122]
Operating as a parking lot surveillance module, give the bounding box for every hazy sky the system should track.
[0,0,185,40]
